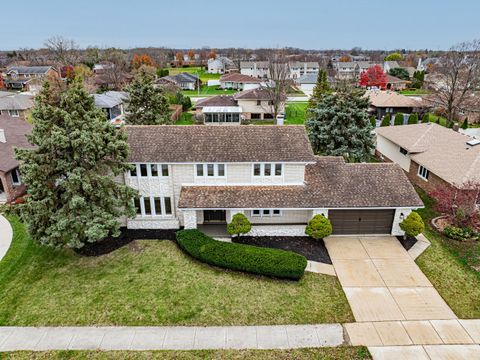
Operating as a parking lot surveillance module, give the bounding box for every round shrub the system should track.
[399,212,424,238]
[305,214,332,240]
[380,113,391,127]
[394,113,404,126]
[227,213,251,238]
[443,226,479,241]
[176,229,307,280]
[408,113,419,124]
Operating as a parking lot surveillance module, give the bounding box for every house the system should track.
[4,66,58,92]
[240,61,270,79]
[294,73,317,96]
[159,73,201,90]
[240,61,319,80]
[288,62,319,79]
[122,125,422,236]
[0,92,34,121]
[376,123,480,198]
[366,90,429,119]
[194,95,240,125]
[386,74,409,91]
[93,62,114,74]
[383,61,400,73]
[0,117,33,203]
[93,91,127,123]
[207,57,235,74]
[417,58,439,72]
[233,88,282,120]
[219,73,261,90]
[333,62,357,80]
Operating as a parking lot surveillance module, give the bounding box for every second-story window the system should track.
[253,163,283,177]
[129,164,169,178]
[195,164,226,178]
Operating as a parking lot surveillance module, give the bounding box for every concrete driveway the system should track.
[324,236,456,322]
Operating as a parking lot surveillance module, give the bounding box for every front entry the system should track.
[203,210,227,223]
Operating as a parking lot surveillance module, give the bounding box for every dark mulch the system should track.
[233,236,332,264]
[397,235,417,251]
[75,228,178,257]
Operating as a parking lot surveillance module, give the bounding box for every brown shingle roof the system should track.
[233,87,273,101]
[125,125,316,163]
[178,157,423,209]
[366,90,427,108]
[195,95,236,109]
[220,73,261,83]
[0,116,33,172]
[376,123,480,184]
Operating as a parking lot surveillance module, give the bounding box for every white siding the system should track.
[376,135,411,171]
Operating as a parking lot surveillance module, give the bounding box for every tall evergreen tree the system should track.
[124,70,172,125]
[308,69,330,108]
[305,89,375,162]
[15,79,137,248]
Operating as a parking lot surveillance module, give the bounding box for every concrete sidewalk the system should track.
[0,214,13,261]
[0,325,344,351]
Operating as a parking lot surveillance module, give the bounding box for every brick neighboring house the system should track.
[0,117,33,203]
[0,92,34,121]
[4,66,58,92]
[233,88,284,120]
[367,90,429,121]
[375,123,480,203]
[219,73,261,90]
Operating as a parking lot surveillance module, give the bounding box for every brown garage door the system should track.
[329,209,395,235]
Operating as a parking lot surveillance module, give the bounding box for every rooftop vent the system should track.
[466,139,480,147]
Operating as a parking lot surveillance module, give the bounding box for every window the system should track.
[162,165,169,177]
[164,197,172,215]
[140,164,148,177]
[150,164,159,177]
[256,100,261,106]
[8,110,19,117]
[399,147,408,155]
[143,197,152,215]
[251,209,282,217]
[134,198,142,215]
[418,165,429,180]
[130,164,137,177]
[253,163,283,177]
[11,169,21,185]
[154,197,162,215]
[135,196,173,217]
[251,113,261,119]
[195,164,226,178]
[130,164,169,177]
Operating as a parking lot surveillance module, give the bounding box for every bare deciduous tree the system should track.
[425,40,480,125]
[100,48,130,90]
[44,36,80,66]
[263,54,290,122]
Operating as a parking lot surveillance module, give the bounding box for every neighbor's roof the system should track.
[376,123,480,184]
[125,125,316,163]
[178,157,423,209]
[195,95,236,108]
[220,73,261,83]
[366,90,427,108]
[384,61,400,69]
[93,91,127,108]
[7,66,53,75]
[233,87,274,101]
[295,73,317,84]
[240,61,269,69]
[0,93,34,111]
[0,117,33,172]
[386,74,409,84]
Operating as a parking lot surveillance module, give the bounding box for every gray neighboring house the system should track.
[158,73,201,90]
[121,125,423,237]
[295,73,317,95]
[0,92,34,121]
[207,57,235,74]
[93,91,127,123]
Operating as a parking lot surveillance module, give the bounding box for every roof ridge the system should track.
[410,123,434,150]
[462,151,480,184]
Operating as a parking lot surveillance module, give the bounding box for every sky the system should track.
[1,0,479,50]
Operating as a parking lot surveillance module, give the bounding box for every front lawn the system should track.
[0,347,371,360]
[414,189,480,318]
[167,67,221,82]
[0,217,353,326]
[285,102,308,125]
[175,112,195,125]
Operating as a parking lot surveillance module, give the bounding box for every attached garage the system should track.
[329,209,395,235]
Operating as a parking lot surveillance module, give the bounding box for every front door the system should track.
[203,210,226,223]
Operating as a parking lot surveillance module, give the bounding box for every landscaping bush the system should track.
[305,214,333,240]
[380,113,391,127]
[408,113,419,124]
[176,229,307,280]
[227,213,251,238]
[422,113,429,123]
[370,115,377,128]
[461,118,469,129]
[394,113,404,126]
[443,226,480,242]
[399,212,425,238]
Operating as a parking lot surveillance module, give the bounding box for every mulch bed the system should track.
[233,236,332,264]
[397,235,417,251]
[75,228,178,257]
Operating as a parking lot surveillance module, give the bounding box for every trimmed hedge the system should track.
[176,229,307,280]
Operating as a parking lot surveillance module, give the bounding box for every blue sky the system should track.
[1,0,478,50]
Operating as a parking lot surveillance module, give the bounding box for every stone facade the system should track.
[246,225,307,237]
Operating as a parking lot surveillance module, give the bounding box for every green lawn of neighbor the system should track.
[0,217,353,326]
[399,89,431,96]
[166,67,221,82]
[285,102,308,125]
[414,189,480,318]
[175,112,195,125]
[0,347,371,360]
[182,85,238,97]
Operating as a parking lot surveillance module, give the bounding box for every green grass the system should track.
[399,89,430,96]
[0,347,371,360]
[182,85,238,97]
[425,113,449,127]
[167,67,221,82]
[0,217,353,326]
[285,102,308,125]
[414,189,480,318]
[175,112,195,125]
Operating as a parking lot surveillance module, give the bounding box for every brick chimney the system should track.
[0,129,5,143]
[452,123,460,132]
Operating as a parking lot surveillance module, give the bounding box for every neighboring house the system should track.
[376,123,480,199]
[333,62,357,80]
[194,95,240,125]
[386,74,409,91]
[417,58,439,72]
[219,73,261,90]
[159,73,201,90]
[294,73,317,96]
[0,117,33,203]
[93,91,127,123]
[240,61,270,79]
[93,62,114,74]
[233,88,282,120]
[241,61,319,80]
[0,92,34,121]
[366,90,429,119]
[383,61,400,73]
[288,62,319,79]
[4,66,58,92]
[122,125,422,236]
[207,57,235,74]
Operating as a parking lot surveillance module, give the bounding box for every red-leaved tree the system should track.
[429,181,480,227]
[359,65,387,89]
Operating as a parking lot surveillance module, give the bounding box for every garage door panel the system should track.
[330,210,394,235]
